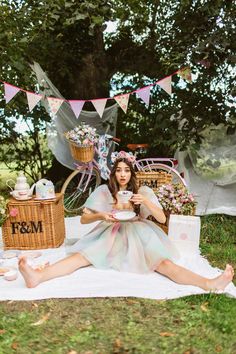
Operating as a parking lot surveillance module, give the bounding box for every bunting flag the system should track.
[69,100,85,119]
[114,94,130,113]
[1,65,191,120]
[177,67,192,83]
[47,97,64,116]
[4,83,21,103]
[26,92,42,112]
[158,76,172,95]
[91,99,107,118]
[136,86,151,107]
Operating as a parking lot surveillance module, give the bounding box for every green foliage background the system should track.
[0,0,235,179]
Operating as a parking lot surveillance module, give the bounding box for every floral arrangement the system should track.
[111,150,136,164]
[65,123,99,146]
[0,195,18,226]
[155,184,197,215]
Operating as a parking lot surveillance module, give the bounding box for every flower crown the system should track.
[111,151,136,164]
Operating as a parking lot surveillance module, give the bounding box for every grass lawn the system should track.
[0,215,235,353]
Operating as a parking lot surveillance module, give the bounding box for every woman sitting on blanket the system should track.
[19,151,234,290]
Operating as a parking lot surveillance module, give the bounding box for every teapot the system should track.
[34,179,55,199]
[6,171,35,200]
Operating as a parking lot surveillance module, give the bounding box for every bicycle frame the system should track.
[74,159,100,192]
[134,158,177,170]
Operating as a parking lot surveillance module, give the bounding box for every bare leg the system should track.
[19,253,91,288]
[156,260,234,291]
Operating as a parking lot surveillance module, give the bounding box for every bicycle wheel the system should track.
[142,163,187,186]
[61,167,101,213]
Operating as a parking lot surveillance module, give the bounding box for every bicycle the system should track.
[61,138,186,213]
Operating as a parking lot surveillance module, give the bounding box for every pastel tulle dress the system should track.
[69,184,179,274]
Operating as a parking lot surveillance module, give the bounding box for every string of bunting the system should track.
[0,67,192,119]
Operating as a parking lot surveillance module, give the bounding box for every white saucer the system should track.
[14,196,32,201]
[113,211,136,221]
[34,197,56,200]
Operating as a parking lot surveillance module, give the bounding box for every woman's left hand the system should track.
[130,194,147,205]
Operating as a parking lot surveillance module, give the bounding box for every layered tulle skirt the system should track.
[69,218,179,274]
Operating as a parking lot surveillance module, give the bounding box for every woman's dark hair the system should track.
[108,158,140,214]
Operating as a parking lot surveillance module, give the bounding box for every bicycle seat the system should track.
[127,144,149,151]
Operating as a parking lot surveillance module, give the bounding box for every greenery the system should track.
[0,195,8,226]
[0,214,235,353]
[0,134,53,182]
[0,0,235,181]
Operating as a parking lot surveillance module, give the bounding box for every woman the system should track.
[19,152,234,290]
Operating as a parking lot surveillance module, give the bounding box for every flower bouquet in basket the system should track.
[151,184,197,234]
[65,123,99,162]
[156,184,197,216]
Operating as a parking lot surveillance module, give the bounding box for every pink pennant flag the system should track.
[4,83,21,104]
[91,99,107,118]
[69,100,84,118]
[136,86,151,106]
[158,76,172,95]
[47,97,64,116]
[114,94,130,113]
[177,67,192,83]
[26,92,42,112]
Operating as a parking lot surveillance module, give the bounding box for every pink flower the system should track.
[10,207,18,217]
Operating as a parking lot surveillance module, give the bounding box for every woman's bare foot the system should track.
[18,256,42,288]
[206,264,234,291]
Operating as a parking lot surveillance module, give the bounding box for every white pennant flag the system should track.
[157,76,172,95]
[114,94,130,113]
[26,92,42,112]
[47,97,64,116]
[136,86,151,106]
[4,83,20,103]
[69,100,85,119]
[91,99,107,118]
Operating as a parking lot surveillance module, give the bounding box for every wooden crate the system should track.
[2,193,65,250]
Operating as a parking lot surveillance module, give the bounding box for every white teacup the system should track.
[117,191,133,204]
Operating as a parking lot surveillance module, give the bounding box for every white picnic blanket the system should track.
[0,216,235,301]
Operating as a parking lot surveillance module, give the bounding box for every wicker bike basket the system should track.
[69,142,95,163]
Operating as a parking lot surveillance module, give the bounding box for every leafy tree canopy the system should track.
[0,0,235,179]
